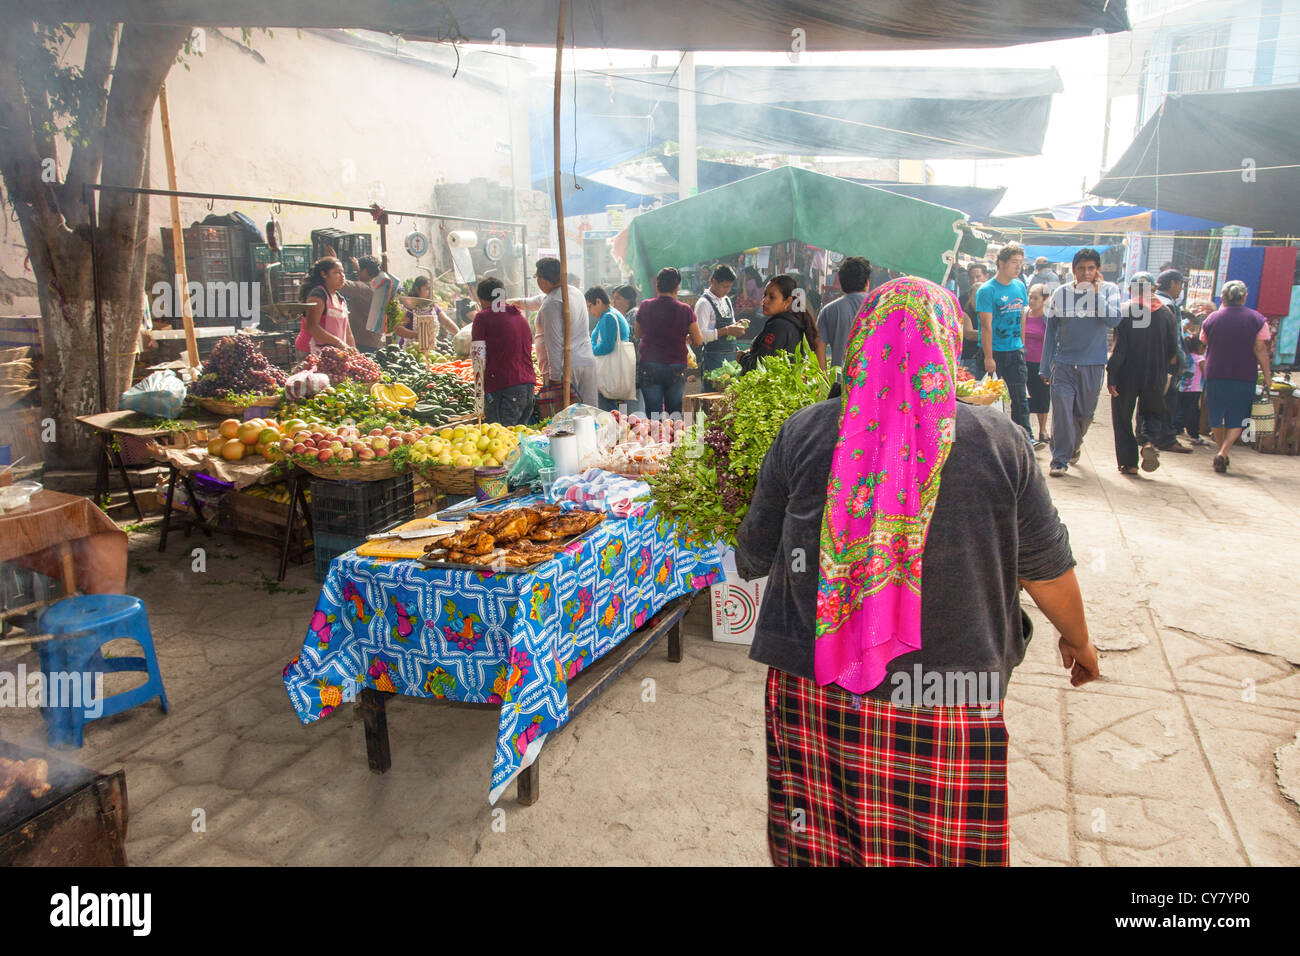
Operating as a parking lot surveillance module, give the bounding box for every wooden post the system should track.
[553,0,571,408]
[158,85,199,370]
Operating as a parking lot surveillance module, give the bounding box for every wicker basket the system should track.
[957,392,1003,406]
[0,359,33,383]
[420,464,477,495]
[0,347,30,364]
[0,384,36,409]
[197,394,282,416]
[293,456,408,482]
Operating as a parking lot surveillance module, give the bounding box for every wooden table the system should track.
[358,592,695,805]
[0,490,127,621]
[682,391,728,421]
[77,410,219,521]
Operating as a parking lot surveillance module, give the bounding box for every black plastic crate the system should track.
[314,531,365,583]
[309,473,415,537]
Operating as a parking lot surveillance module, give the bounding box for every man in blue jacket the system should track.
[1040,248,1123,477]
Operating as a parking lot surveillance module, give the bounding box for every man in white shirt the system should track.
[693,264,747,373]
[522,257,598,406]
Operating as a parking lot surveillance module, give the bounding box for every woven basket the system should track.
[293,456,407,482]
[0,359,33,383]
[197,394,282,416]
[0,347,30,364]
[420,464,477,495]
[0,384,36,409]
[957,391,1003,406]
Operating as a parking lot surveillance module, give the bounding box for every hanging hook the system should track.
[332,208,339,219]
[207,197,215,211]
[273,201,281,215]
[394,214,403,225]
[9,206,18,223]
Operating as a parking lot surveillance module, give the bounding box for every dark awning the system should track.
[1092,85,1300,235]
[32,1,1130,51]
[660,156,1007,220]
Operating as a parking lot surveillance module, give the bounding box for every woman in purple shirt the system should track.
[1200,280,1273,474]
[633,268,703,416]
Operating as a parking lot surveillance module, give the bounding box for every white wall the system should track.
[0,28,535,318]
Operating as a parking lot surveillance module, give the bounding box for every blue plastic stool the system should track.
[36,595,169,748]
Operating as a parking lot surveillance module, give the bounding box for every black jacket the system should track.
[741,311,805,372]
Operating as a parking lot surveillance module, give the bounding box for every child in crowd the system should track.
[1174,332,1208,446]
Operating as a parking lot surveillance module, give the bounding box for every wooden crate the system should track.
[1256,393,1300,455]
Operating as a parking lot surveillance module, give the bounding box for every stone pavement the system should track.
[1,390,1297,865]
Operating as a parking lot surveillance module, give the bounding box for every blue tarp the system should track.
[1076,203,1223,232]
[1022,244,1115,262]
[533,174,659,219]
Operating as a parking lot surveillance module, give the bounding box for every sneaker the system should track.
[1049,465,1067,477]
[1190,437,1210,447]
[1070,446,1082,464]
[1033,438,1048,449]
[1140,443,1160,472]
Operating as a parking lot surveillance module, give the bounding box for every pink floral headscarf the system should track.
[814,276,963,693]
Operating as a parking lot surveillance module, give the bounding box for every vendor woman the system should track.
[297,257,355,353]
[393,275,458,343]
[736,275,1099,867]
[740,274,825,371]
[471,276,536,426]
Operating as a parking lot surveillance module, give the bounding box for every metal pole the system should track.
[86,186,108,413]
[678,51,697,199]
[554,0,571,408]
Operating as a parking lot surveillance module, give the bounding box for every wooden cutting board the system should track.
[353,518,466,560]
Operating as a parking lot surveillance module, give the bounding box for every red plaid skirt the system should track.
[765,667,1009,867]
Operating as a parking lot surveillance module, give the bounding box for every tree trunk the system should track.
[0,22,189,469]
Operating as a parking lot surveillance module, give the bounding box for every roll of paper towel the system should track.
[573,415,597,462]
[550,433,580,476]
[446,230,478,248]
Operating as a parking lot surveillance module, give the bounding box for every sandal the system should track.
[1119,465,1140,475]
[1212,454,1227,473]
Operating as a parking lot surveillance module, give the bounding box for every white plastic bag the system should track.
[120,370,186,418]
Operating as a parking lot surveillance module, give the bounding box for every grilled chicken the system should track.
[0,757,51,802]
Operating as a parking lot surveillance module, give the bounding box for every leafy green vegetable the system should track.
[644,343,832,546]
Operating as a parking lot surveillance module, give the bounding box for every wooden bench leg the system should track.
[667,616,683,663]
[359,688,391,774]
[517,757,539,806]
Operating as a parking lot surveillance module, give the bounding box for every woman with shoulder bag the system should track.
[587,286,635,412]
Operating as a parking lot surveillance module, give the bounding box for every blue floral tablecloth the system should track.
[283,497,723,802]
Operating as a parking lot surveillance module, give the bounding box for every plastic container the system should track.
[309,474,415,537]
[314,531,365,583]
[474,466,508,500]
[0,480,42,512]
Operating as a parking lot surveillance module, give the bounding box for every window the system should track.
[1169,26,1230,93]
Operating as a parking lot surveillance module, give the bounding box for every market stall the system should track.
[282,491,723,803]
[0,490,127,610]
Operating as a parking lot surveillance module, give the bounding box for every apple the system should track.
[388,437,401,449]
[358,447,376,461]
[371,438,388,452]
[292,443,308,455]
[369,428,384,437]
[301,438,317,450]
[280,438,295,452]
[375,446,390,458]
[317,448,334,462]
[337,447,355,461]
[383,425,396,436]
[329,440,344,451]
[311,431,325,442]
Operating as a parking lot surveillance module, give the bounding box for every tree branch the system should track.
[0,22,71,249]
[62,21,117,222]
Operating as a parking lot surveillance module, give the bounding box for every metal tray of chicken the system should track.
[416,506,607,574]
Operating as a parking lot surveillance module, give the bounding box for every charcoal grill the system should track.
[0,740,128,866]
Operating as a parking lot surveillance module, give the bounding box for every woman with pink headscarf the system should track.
[736,275,1099,867]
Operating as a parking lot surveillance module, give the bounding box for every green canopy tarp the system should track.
[623,166,984,295]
